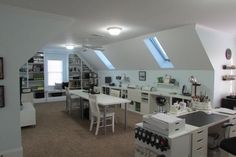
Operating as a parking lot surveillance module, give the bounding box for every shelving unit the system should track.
[19,52,45,100]
[222,64,236,81]
[69,54,81,89]
[69,54,98,90]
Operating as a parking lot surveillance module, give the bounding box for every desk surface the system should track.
[70,90,131,106]
[178,111,229,127]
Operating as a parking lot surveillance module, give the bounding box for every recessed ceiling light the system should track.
[107,27,122,36]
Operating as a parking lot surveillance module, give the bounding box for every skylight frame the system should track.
[144,36,174,69]
[95,50,115,70]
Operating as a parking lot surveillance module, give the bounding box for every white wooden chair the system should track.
[89,94,115,135]
[109,89,121,123]
[65,87,80,114]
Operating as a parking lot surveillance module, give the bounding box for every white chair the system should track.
[89,94,115,135]
[65,87,80,114]
[110,89,121,123]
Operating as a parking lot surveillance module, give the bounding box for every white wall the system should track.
[80,25,213,71]
[0,5,72,156]
[98,70,214,101]
[196,25,236,107]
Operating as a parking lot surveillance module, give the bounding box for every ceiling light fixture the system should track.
[65,44,75,50]
[107,27,122,36]
[64,44,82,50]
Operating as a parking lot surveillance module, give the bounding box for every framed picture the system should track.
[139,71,146,81]
[0,57,3,79]
[225,48,232,60]
[0,86,4,108]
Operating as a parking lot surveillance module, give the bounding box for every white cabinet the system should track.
[191,128,208,157]
[141,92,150,114]
[128,89,141,102]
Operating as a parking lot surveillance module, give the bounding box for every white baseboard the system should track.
[0,147,23,157]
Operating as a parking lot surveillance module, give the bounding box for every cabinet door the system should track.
[127,89,141,102]
[141,102,149,114]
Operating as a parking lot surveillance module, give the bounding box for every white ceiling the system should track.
[0,0,236,50]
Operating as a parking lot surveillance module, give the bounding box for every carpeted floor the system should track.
[21,101,142,157]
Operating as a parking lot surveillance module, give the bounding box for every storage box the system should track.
[143,113,185,136]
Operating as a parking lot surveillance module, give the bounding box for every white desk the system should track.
[70,90,131,134]
[135,110,236,157]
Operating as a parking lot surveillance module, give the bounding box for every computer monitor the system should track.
[105,77,112,84]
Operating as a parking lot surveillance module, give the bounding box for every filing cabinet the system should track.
[192,127,208,157]
[229,116,236,137]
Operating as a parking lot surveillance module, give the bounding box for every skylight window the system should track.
[144,36,174,68]
[95,50,115,70]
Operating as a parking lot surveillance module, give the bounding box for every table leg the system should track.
[104,106,106,135]
[125,103,127,129]
[80,97,84,120]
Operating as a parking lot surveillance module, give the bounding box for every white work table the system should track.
[70,90,131,135]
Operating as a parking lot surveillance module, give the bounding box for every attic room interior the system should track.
[1,0,236,157]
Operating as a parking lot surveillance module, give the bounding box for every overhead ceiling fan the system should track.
[80,34,106,52]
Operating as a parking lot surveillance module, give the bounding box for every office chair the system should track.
[220,137,236,155]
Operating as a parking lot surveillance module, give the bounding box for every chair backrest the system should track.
[110,89,120,97]
[89,94,100,116]
[65,87,71,104]
[93,86,101,93]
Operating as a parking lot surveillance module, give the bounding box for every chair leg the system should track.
[95,117,100,136]
[112,114,115,133]
[89,116,94,131]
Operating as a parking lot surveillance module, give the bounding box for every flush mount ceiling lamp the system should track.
[107,27,122,36]
[64,44,81,50]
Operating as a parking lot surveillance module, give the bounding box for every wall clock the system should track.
[225,48,232,60]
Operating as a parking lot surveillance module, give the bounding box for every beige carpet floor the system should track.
[21,101,142,157]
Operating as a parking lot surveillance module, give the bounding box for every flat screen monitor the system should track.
[105,77,112,84]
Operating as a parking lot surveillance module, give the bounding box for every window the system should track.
[47,60,63,86]
[95,50,115,70]
[144,36,174,68]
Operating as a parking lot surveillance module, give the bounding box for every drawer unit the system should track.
[134,124,191,157]
[229,125,236,137]
[192,128,208,157]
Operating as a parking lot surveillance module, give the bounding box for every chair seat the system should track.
[99,112,114,118]
[220,137,236,155]
[71,94,80,99]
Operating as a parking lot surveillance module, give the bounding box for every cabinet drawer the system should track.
[230,116,236,124]
[229,126,236,137]
[192,128,208,141]
[192,137,207,150]
[192,147,207,157]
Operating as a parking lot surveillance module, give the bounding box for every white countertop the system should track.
[102,85,192,100]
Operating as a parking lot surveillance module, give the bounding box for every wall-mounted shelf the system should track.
[223,65,236,70]
[222,64,236,81]
[222,75,236,81]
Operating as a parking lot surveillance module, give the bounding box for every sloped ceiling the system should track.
[79,25,213,71]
